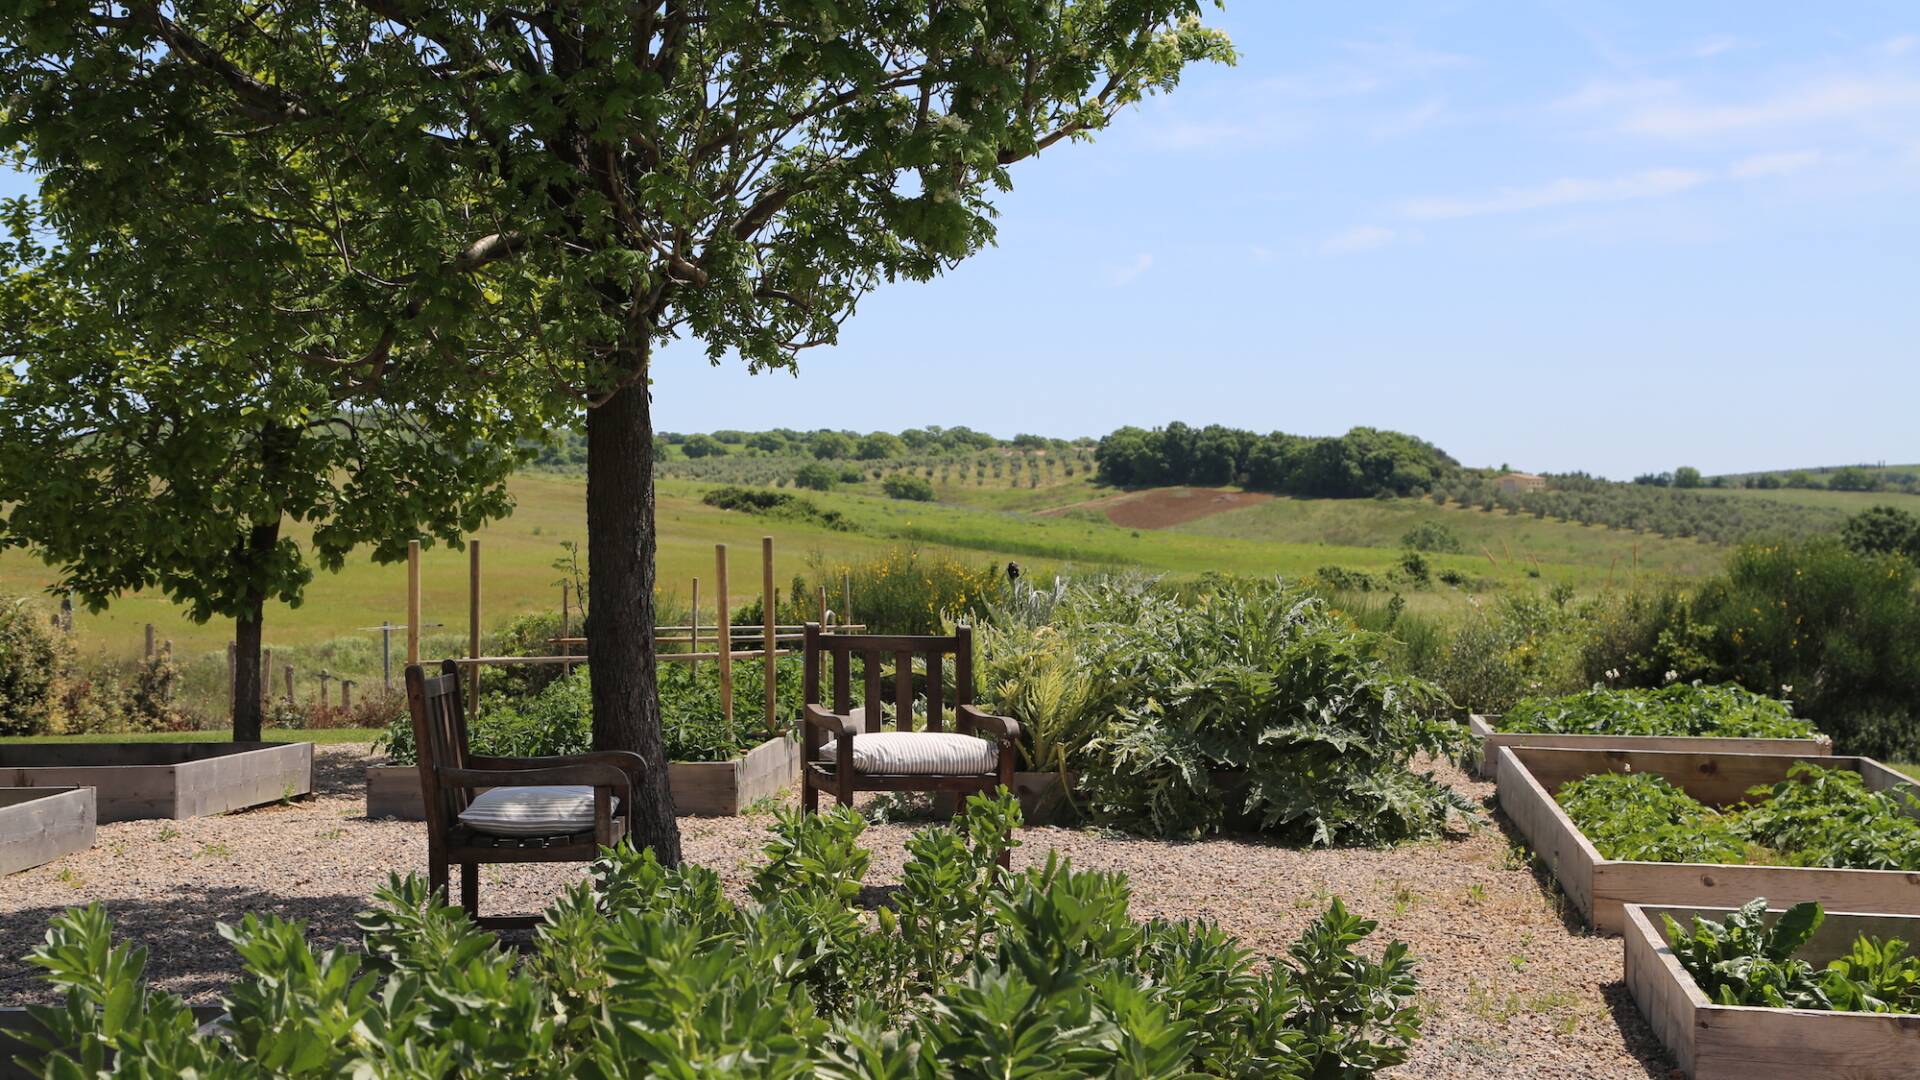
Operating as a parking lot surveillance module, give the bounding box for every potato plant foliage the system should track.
[1664,898,1920,1013]
[19,793,1422,1078]
[1556,764,1920,869]
[1497,683,1813,739]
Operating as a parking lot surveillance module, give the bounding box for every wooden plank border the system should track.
[1624,903,1920,1079]
[0,742,311,822]
[0,787,95,876]
[1496,745,1920,931]
[1468,714,1831,780]
[366,737,800,820]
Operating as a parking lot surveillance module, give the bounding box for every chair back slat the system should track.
[862,649,884,732]
[925,651,944,732]
[894,650,914,731]
[802,625,973,735]
[955,625,975,707]
[406,659,473,830]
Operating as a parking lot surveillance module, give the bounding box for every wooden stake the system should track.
[225,643,236,713]
[144,623,155,660]
[715,544,732,726]
[283,664,295,704]
[341,680,354,711]
[689,577,700,676]
[262,648,273,707]
[842,571,851,626]
[406,539,422,665]
[469,540,482,724]
[817,585,829,627]
[560,581,573,675]
[762,536,777,735]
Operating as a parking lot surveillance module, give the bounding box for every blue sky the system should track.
[8,3,1917,479]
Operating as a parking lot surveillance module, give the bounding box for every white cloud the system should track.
[1622,77,1920,138]
[1693,36,1741,59]
[1321,225,1397,254]
[1885,35,1918,56]
[1104,253,1154,286]
[1729,149,1822,178]
[1399,168,1709,220]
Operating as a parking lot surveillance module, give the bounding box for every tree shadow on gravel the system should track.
[1598,978,1677,1079]
[308,747,372,799]
[0,885,370,1008]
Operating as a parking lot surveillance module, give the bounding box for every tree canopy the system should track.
[1,0,1230,862]
[1095,422,1457,498]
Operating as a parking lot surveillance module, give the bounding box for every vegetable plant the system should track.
[18,792,1424,1078]
[1664,898,1920,1014]
[1499,683,1813,739]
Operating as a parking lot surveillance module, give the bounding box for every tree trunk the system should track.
[230,522,278,742]
[585,351,683,866]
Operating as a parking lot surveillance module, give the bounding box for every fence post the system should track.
[715,544,732,726]
[560,581,573,675]
[689,577,700,676]
[318,670,332,710]
[283,664,295,705]
[406,538,421,665]
[341,679,354,712]
[762,536,777,735]
[468,540,482,725]
[144,623,155,660]
[262,648,274,708]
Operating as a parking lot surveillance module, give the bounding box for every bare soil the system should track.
[1043,486,1275,530]
[0,745,1671,1078]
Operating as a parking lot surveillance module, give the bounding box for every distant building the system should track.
[1496,472,1547,494]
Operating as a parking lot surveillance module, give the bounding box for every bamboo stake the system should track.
[715,544,732,725]
[762,536,777,735]
[406,539,421,665]
[468,540,482,724]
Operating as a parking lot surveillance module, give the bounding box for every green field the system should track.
[1685,485,1920,513]
[0,469,1721,668]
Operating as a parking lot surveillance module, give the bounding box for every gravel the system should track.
[0,745,1674,1078]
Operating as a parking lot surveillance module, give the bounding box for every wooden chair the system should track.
[801,624,1020,851]
[404,659,644,929]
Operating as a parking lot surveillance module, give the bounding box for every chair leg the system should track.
[460,863,479,920]
[836,775,854,808]
[429,854,449,902]
[802,773,819,814]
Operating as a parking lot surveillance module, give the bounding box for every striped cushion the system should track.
[816,732,998,775]
[457,786,616,837]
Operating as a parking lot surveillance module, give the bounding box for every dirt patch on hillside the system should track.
[1043,487,1273,530]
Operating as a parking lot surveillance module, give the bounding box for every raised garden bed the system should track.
[1496,745,1920,932]
[0,742,312,822]
[0,787,95,876]
[1624,902,1920,1079]
[366,736,800,820]
[1468,713,1832,780]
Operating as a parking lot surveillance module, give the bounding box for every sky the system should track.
[6,3,1918,479]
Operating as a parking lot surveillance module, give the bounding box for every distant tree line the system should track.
[1093,423,1459,498]
[530,425,1090,471]
[1433,473,1846,545]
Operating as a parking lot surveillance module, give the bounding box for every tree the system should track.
[1672,466,1703,489]
[2,2,1229,864]
[794,462,839,492]
[0,169,537,746]
[1842,505,1920,563]
[810,432,857,460]
[681,434,728,459]
[855,432,905,460]
[1828,466,1881,492]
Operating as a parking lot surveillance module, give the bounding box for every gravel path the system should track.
[0,746,1672,1078]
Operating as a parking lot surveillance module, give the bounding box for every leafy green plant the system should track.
[21,792,1423,1077]
[0,596,70,736]
[984,576,1471,845]
[1499,683,1814,739]
[1555,773,1746,863]
[881,474,936,502]
[1664,898,1920,1014]
[1736,763,1920,870]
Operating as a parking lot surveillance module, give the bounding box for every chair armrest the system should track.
[958,705,1021,742]
[437,763,632,791]
[467,751,646,778]
[805,704,861,739]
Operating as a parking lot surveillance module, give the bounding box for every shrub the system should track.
[0,596,70,736]
[796,547,1002,635]
[1399,521,1463,554]
[1683,540,1920,759]
[881,474,935,502]
[1842,505,1920,563]
[794,461,838,490]
[1427,593,1587,714]
[987,577,1471,845]
[1499,683,1814,739]
[703,485,853,530]
[22,793,1424,1077]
